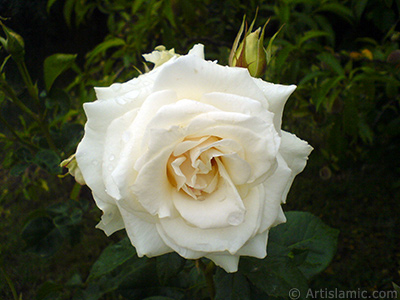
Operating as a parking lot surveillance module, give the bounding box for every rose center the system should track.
[167,136,222,200]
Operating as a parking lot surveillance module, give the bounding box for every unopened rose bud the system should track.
[0,22,25,61]
[143,45,178,68]
[229,17,267,78]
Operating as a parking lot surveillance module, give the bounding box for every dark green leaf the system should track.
[59,123,84,153]
[10,162,29,176]
[352,0,369,20]
[44,53,77,91]
[299,71,327,86]
[156,252,186,284]
[47,88,71,117]
[88,237,136,280]
[34,149,61,174]
[313,76,345,110]
[86,38,126,65]
[317,52,344,76]
[315,3,354,24]
[46,0,59,12]
[36,281,63,300]
[268,211,339,279]
[21,216,63,257]
[241,256,308,299]
[298,30,330,47]
[214,268,251,300]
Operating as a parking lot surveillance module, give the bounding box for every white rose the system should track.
[75,44,312,272]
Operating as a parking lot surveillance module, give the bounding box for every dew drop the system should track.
[116,97,127,105]
[109,155,115,161]
[108,165,113,171]
[227,211,244,226]
[125,90,140,99]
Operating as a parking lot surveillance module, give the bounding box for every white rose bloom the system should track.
[75,44,312,273]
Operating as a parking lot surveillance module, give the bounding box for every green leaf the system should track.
[63,0,76,27]
[21,216,64,257]
[299,71,327,86]
[266,24,284,65]
[34,149,61,174]
[298,30,330,47]
[352,0,369,20]
[47,0,60,12]
[36,281,63,300]
[132,0,147,14]
[44,53,77,92]
[59,123,83,153]
[214,268,251,300]
[268,211,339,279]
[315,3,355,24]
[10,162,29,176]
[156,252,186,284]
[317,52,344,76]
[46,88,71,117]
[88,237,137,280]
[313,76,344,110]
[241,256,308,299]
[86,38,126,65]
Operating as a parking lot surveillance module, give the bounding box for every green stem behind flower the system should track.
[0,76,57,151]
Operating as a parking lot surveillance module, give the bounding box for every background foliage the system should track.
[1,0,399,299]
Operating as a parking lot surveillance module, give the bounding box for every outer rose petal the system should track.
[153,54,269,107]
[76,60,171,234]
[117,202,171,257]
[253,78,296,132]
[205,253,240,273]
[279,131,313,202]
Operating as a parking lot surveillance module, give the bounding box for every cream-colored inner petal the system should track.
[167,136,223,200]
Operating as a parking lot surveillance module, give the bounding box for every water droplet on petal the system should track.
[228,211,244,226]
[109,155,115,161]
[116,97,127,105]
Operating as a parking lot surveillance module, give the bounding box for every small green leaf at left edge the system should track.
[44,53,77,92]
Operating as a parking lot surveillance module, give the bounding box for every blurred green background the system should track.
[1,0,399,299]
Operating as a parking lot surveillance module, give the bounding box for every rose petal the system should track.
[157,185,264,254]
[153,55,269,106]
[205,253,240,273]
[236,231,269,258]
[188,43,205,59]
[172,158,245,229]
[117,203,172,257]
[253,78,296,131]
[200,92,271,120]
[94,198,125,236]
[259,155,292,232]
[102,109,139,200]
[279,131,313,202]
